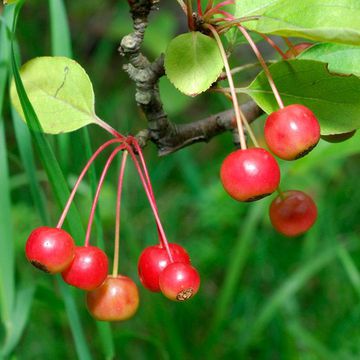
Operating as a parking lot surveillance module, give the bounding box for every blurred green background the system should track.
[1,1,360,359]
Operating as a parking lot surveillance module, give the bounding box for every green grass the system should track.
[1,0,360,359]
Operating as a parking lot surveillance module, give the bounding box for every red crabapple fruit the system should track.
[159,262,200,301]
[269,190,317,237]
[220,148,280,202]
[25,227,75,273]
[62,246,108,290]
[264,104,320,160]
[138,243,190,292]
[86,275,139,321]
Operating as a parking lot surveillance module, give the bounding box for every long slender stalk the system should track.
[56,138,123,228]
[205,24,247,149]
[112,150,128,277]
[123,142,174,262]
[236,25,284,108]
[259,33,287,59]
[222,91,259,147]
[84,145,125,247]
[130,138,163,245]
[176,0,188,13]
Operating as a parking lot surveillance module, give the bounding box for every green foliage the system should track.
[244,60,360,134]
[164,32,223,96]
[235,0,360,45]
[11,56,96,134]
[299,43,360,77]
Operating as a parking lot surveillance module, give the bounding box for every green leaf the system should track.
[242,59,360,134]
[164,32,223,96]
[10,56,96,134]
[299,43,360,77]
[236,0,360,45]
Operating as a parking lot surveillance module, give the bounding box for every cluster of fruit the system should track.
[220,104,319,237]
[25,137,200,322]
[218,38,356,237]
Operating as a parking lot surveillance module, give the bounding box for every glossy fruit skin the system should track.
[220,148,280,202]
[25,227,75,273]
[321,130,356,143]
[269,190,317,237]
[138,243,190,292]
[86,275,139,321]
[284,42,313,58]
[264,104,320,160]
[159,262,200,301]
[62,246,108,291]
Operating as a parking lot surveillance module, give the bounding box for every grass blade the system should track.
[12,108,50,224]
[202,201,266,353]
[48,0,115,357]
[0,4,15,336]
[240,238,359,353]
[0,284,36,357]
[10,4,92,359]
[49,0,72,57]
[337,244,360,300]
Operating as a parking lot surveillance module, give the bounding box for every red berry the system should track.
[269,190,317,237]
[264,104,320,160]
[25,227,75,273]
[86,275,139,321]
[159,262,200,301]
[220,148,280,202]
[62,246,108,291]
[284,42,313,58]
[138,243,190,292]
[321,130,356,143]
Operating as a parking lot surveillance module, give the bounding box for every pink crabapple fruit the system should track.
[25,226,75,274]
[321,130,356,143]
[284,42,313,58]
[159,262,200,301]
[264,104,321,160]
[86,275,139,321]
[62,246,108,291]
[269,190,317,237]
[138,243,191,292]
[220,148,280,202]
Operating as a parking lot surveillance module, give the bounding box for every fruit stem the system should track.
[94,116,124,139]
[129,138,164,244]
[123,142,174,263]
[236,25,284,109]
[282,37,300,58]
[276,186,286,201]
[204,0,214,13]
[176,0,188,14]
[259,34,287,59]
[112,150,128,277]
[197,0,203,16]
[186,0,195,31]
[222,91,260,147]
[205,23,247,150]
[215,16,260,31]
[56,138,123,229]
[84,145,125,247]
[203,0,234,20]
